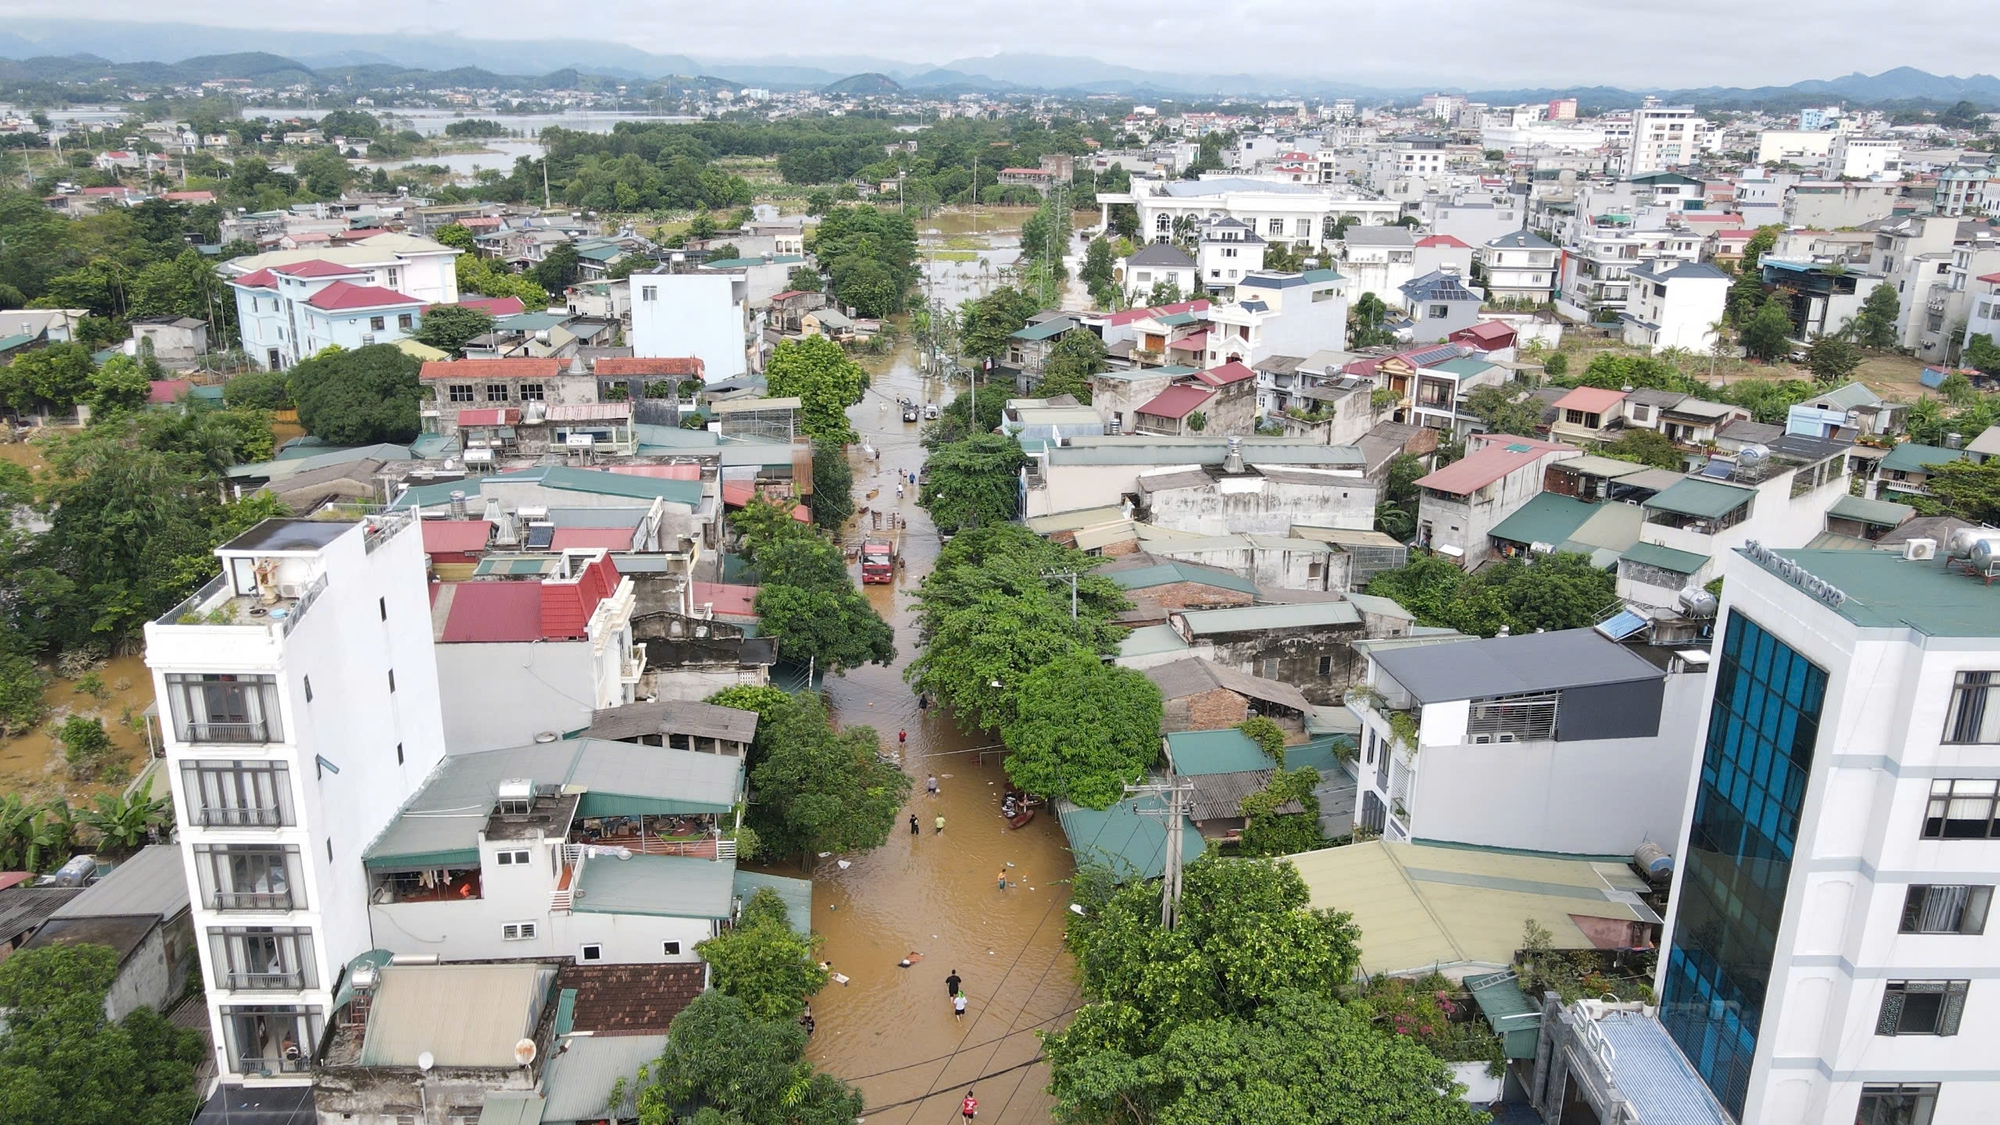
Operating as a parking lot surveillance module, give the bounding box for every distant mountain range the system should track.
[1,20,1998,108]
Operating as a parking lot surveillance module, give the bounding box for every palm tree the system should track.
[84,779,171,854]
[1707,318,1733,388]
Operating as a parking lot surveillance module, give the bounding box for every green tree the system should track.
[1037,329,1105,403]
[413,304,497,357]
[919,432,1028,533]
[1462,384,1541,436]
[766,335,864,444]
[1350,292,1396,348]
[1365,551,1615,637]
[532,241,582,292]
[57,715,115,782]
[291,343,424,444]
[1564,352,1691,392]
[1001,652,1162,807]
[0,943,206,1125]
[80,777,169,854]
[292,146,354,198]
[786,265,823,293]
[1542,352,1569,379]
[1919,459,2000,524]
[1079,236,1117,306]
[1967,333,2000,378]
[1722,377,1819,424]
[1851,283,1902,349]
[0,652,48,737]
[753,571,895,674]
[432,223,476,250]
[695,888,828,1021]
[806,441,853,530]
[84,354,150,416]
[1239,766,1327,857]
[957,286,1041,360]
[1146,278,1184,307]
[1804,333,1862,384]
[1,343,95,413]
[747,691,909,860]
[1601,427,1687,470]
[635,991,861,1125]
[1739,299,1795,362]
[222,368,294,410]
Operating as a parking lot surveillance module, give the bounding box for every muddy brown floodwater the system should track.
[797,346,1076,1125]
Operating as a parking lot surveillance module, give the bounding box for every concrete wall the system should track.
[630,273,748,380]
[102,916,192,1023]
[436,640,601,752]
[1145,473,1376,535]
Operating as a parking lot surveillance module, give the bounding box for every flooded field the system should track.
[0,653,157,802]
[784,347,1073,1123]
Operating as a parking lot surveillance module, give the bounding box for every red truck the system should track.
[861,532,899,584]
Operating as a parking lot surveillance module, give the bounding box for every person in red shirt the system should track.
[960,1090,977,1121]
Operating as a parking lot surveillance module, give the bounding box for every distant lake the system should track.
[238,107,700,138]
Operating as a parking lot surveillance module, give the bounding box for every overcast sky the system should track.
[13,5,2000,88]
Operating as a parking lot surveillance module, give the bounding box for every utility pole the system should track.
[1128,777,1197,929]
[1042,569,1079,620]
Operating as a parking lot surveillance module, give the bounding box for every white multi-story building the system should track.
[1098,177,1401,250]
[1194,217,1265,295]
[1657,543,2000,1125]
[1340,226,1418,308]
[1963,270,2000,355]
[222,233,461,303]
[1829,135,1903,180]
[1620,260,1730,352]
[145,513,448,1090]
[1935,165,2000,217]
[1201,270,1348,369]
[230,261,426,371]
[1558,227,1704,319]
[1479,229,1561,305]
[1622,105,1704,174]
[629,271,751,381]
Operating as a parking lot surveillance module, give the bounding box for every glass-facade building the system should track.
[1662,610,1827,1117]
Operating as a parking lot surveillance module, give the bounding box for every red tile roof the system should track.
[692,581,759,618]
[147,379,192,404]
[1168,330,1209,350]
[232,268,279,289]
[1415,234,1471,248]
[456,408,519,427]
[440,581,545,642]
[594,356,705,377]
[421,519,494,556]
[1137,385,1215,420]
[421,357,565,380]
[1414,436,1573,495]
[448,296,527,317]
[270,259,365,278]
[1106,299,1211,327]
[1552,386,1629,414]
[558,963,706,1034]
[550,528,637,551]
[1192,360,1255,387]
[305,280,422,311]
[605,464,702,480]
[1449,321,1518,350]
[999,167,1050,175]
[541,553,620,639]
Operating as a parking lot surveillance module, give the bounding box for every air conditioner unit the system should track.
[1905,538,1938,561]
[1472,733,1492,744]
[277,582,304,599]
[1496,732,1518,743]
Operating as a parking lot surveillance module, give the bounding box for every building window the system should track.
[396,742,404,765]
[220,1005,321,1075]
[1660,610,1827,1119]
[640,285,657,301]
[1318,655,1333,677]
[1876,980,1968,1036]
[1467,691,1559,742]
[1901,884,1992,934]
[193,844,304,912]
[519,383,545,401]
[387,669,395,693]
[1296,218,1312,237]
[210,927,317,991]
[183,760,294,827]
[502,922,536,941]
[494,850,531,866]
[165,674,283,744]
[369,316,385,331]
[1261,657,1279,678]
[1268,218,1284,235]
[1923,779,2000,838]
[580,944,604,962]
[663,941,681,956]
[398,313,413,329]
[1856,1083,1940,1125]
[485,383,509,403]
[1944,672,2000,743]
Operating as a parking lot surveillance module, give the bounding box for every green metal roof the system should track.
[1430,356,1501,378]
[1879,442,1967,474]
[1109,561,1259,596]
[1010,316,1078,341]
[1828,493,1914,528]
[702,255,805,269]
[573,852,734,919]
[486,465,703,506]
[1766,548,2000,638]
[1165,728,1276,776]
[391,478,484,510]
[1177,601,1361,634]
[1118,624,1189,659]
[1057,792,1206,883]
[1642,478,1755,520]
[1464,970,1542,1059]
[1621,541,1709,575]
[0,333,36,353]
[731,870,812,934]
[364,740,744,869]
[1488,493,1600,548]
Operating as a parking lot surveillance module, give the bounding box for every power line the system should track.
[839,1002,1080,1082]
[859,1055,1048,1116]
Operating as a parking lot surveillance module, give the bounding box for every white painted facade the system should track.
[1828,136,1903,180]
[629,271,751,381]
[1202,272,1348,368]
[144,514,448,1088]
[1621,262,1730,352]
[1656,548,2000,1125]
[1622,454,1852,601]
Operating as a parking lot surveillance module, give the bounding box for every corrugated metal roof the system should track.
[1057,793,1206,883]
[573,853,734,919]
[542,1034,662,1123]
[1488,493,1600,548]
[1118,624,1189,659]
[1621,541,1709,575]
[360,963,553,1068]
[50,844,187,921]
[1165,728,1276,775]
[0,887,85,943]
[1177,601,1360,633]
[1372,627,1662,703]
[1148,657,1312,712]
[1108,561,1259,595]
[486,466,703,506]
[1879,441,1967,473]
[732,870,812,934]
[1589,1009,1733,1125]
[1642,478,1755,519]
[477,1092,547,1125]
[1415,438,1573,494]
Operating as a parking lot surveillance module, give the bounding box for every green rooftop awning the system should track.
[1165,728,1276,776]
[1464,970,1542,1059]
[1879,442,1966,474]
[1828,493,1914,528]
[1621,541,1710,575]
[1642,478,1755,520]
[1488,493,1600,548]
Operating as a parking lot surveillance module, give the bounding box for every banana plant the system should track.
[0,793,35,870]
[83,778,170,854]
[23,800,77,873]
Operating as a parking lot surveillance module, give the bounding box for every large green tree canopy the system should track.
[1002,651,1162,808]
[918,431,1027,533]
[290,343,424,445]
[765,335,864,445]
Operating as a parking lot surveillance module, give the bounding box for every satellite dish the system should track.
[514,1038,538,1066]
[417,1051,434,1072]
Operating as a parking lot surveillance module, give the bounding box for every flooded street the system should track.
[797,346,1075,1123]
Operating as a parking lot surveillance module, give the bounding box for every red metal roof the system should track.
[0,872,32,892]
[305,281,422,311]
[1977,272,2000,285]
[456,408,520,427]
[421,358,565,381]
[1449,321,1518,350]
[692,581,759,618]
[447,296,527,317]
[1414,436,1572,495]
[540,554,621,639]
[421,519,494,556]
[1414,234,1471,248]
[606,464,701,480]
[271,259,365,278]
[1168,330,1209,350]
[550,528,636,551]
[1192,360,1255,387]
[440,581,545,642]
[232,268,279,289]
[1136,385,1215,420]
[594,356,705,377]
[147,379,192,404]
[999,167,1050,175]
[1552,386,1629,414]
